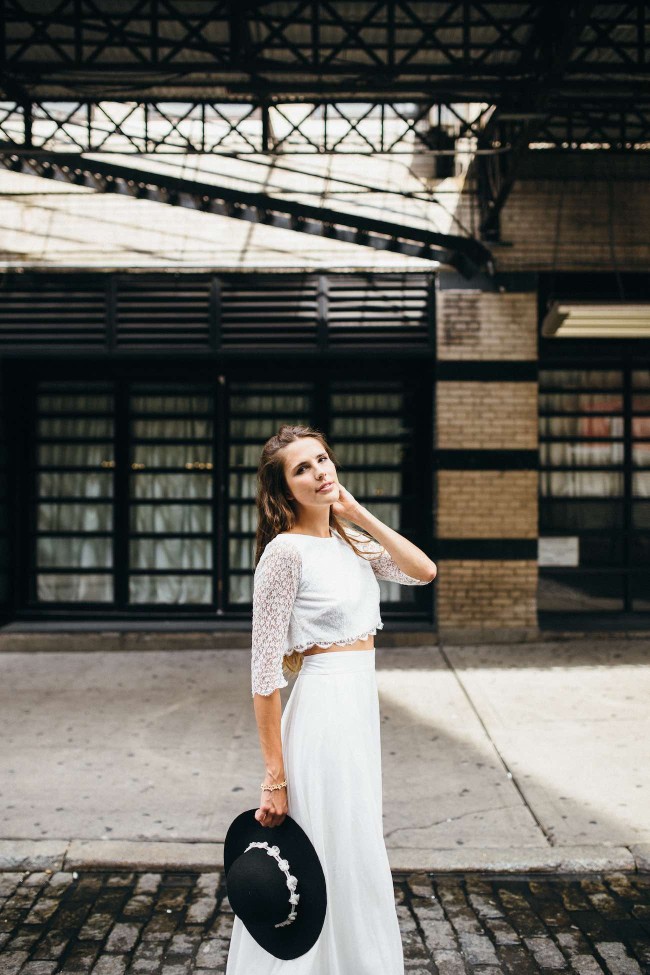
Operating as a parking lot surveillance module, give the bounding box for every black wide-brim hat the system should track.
[224,809,327,960]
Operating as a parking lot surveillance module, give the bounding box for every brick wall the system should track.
[435,560,539,636]
[437,292,537,360]
[497,178,650,273]
[437,471,538,538]
[456,153,650,273]
[435,286,539,641]
[436,381,538,450]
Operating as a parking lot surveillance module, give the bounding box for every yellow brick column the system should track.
[435,274,539,642]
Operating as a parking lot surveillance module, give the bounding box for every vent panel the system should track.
[0,279,106,348]
[0,272,435,351]
[115,275,212,349]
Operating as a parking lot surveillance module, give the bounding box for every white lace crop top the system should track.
[251,525,431,697]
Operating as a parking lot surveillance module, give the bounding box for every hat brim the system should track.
[224,809,327,960]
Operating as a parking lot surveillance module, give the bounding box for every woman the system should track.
[225,423,436,974]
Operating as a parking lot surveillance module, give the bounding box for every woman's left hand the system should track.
[330,482,365,522]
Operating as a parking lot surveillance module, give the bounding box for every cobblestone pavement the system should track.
[0,869,648,974]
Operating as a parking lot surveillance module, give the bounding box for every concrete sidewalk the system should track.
[0,638,648,874]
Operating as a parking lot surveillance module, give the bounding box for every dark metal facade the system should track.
[0,272,435,624]
[0,270,436,354]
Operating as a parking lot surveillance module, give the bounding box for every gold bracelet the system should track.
[261,779,287,792]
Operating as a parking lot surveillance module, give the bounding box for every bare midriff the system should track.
[302,633,375,656]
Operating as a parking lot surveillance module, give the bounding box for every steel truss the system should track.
[1,1,648,100]
[2,1,649,244]
[0,145,493,276]
[0,100,491,155]
[1,98,649,157]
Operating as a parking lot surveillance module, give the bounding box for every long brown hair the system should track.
[254,423,378,679]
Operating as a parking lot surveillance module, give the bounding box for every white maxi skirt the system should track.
[225,647,404,975]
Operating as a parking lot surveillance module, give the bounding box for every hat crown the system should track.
[227,845,295,926]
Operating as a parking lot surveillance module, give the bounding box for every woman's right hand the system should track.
[255,787,288,828]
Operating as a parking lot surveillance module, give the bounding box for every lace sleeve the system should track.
[348,527,432,586]
[251,539,302,698]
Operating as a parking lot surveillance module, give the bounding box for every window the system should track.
[539,366,650,621]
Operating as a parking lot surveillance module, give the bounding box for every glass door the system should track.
[329,378,425,610]
[127,383,215,606]
[227,380,314,606]
[33,381,116,604]
[631,368,650,612]
[226,375,431,619]
[31,378,217,611]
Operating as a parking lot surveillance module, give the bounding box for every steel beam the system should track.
[1,1,648,101]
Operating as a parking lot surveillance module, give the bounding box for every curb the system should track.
[0,840,648,874]
[0,630,437,653]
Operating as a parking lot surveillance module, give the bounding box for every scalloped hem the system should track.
[285,620,384,655]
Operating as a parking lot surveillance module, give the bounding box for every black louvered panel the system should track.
[0,277,107,348]
[0,271,435,352]
[115,275,212,349]
[220,275,319,347]
[327,274,431,347]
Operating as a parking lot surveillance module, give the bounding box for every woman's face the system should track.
[282,438,340,511]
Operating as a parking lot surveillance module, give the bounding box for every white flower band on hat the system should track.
[244,841,300,927]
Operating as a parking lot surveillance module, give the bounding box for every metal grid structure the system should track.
[0,101,491,155]
[2,98,647,156]
[2,2,648,101]
[2,2,649,243]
